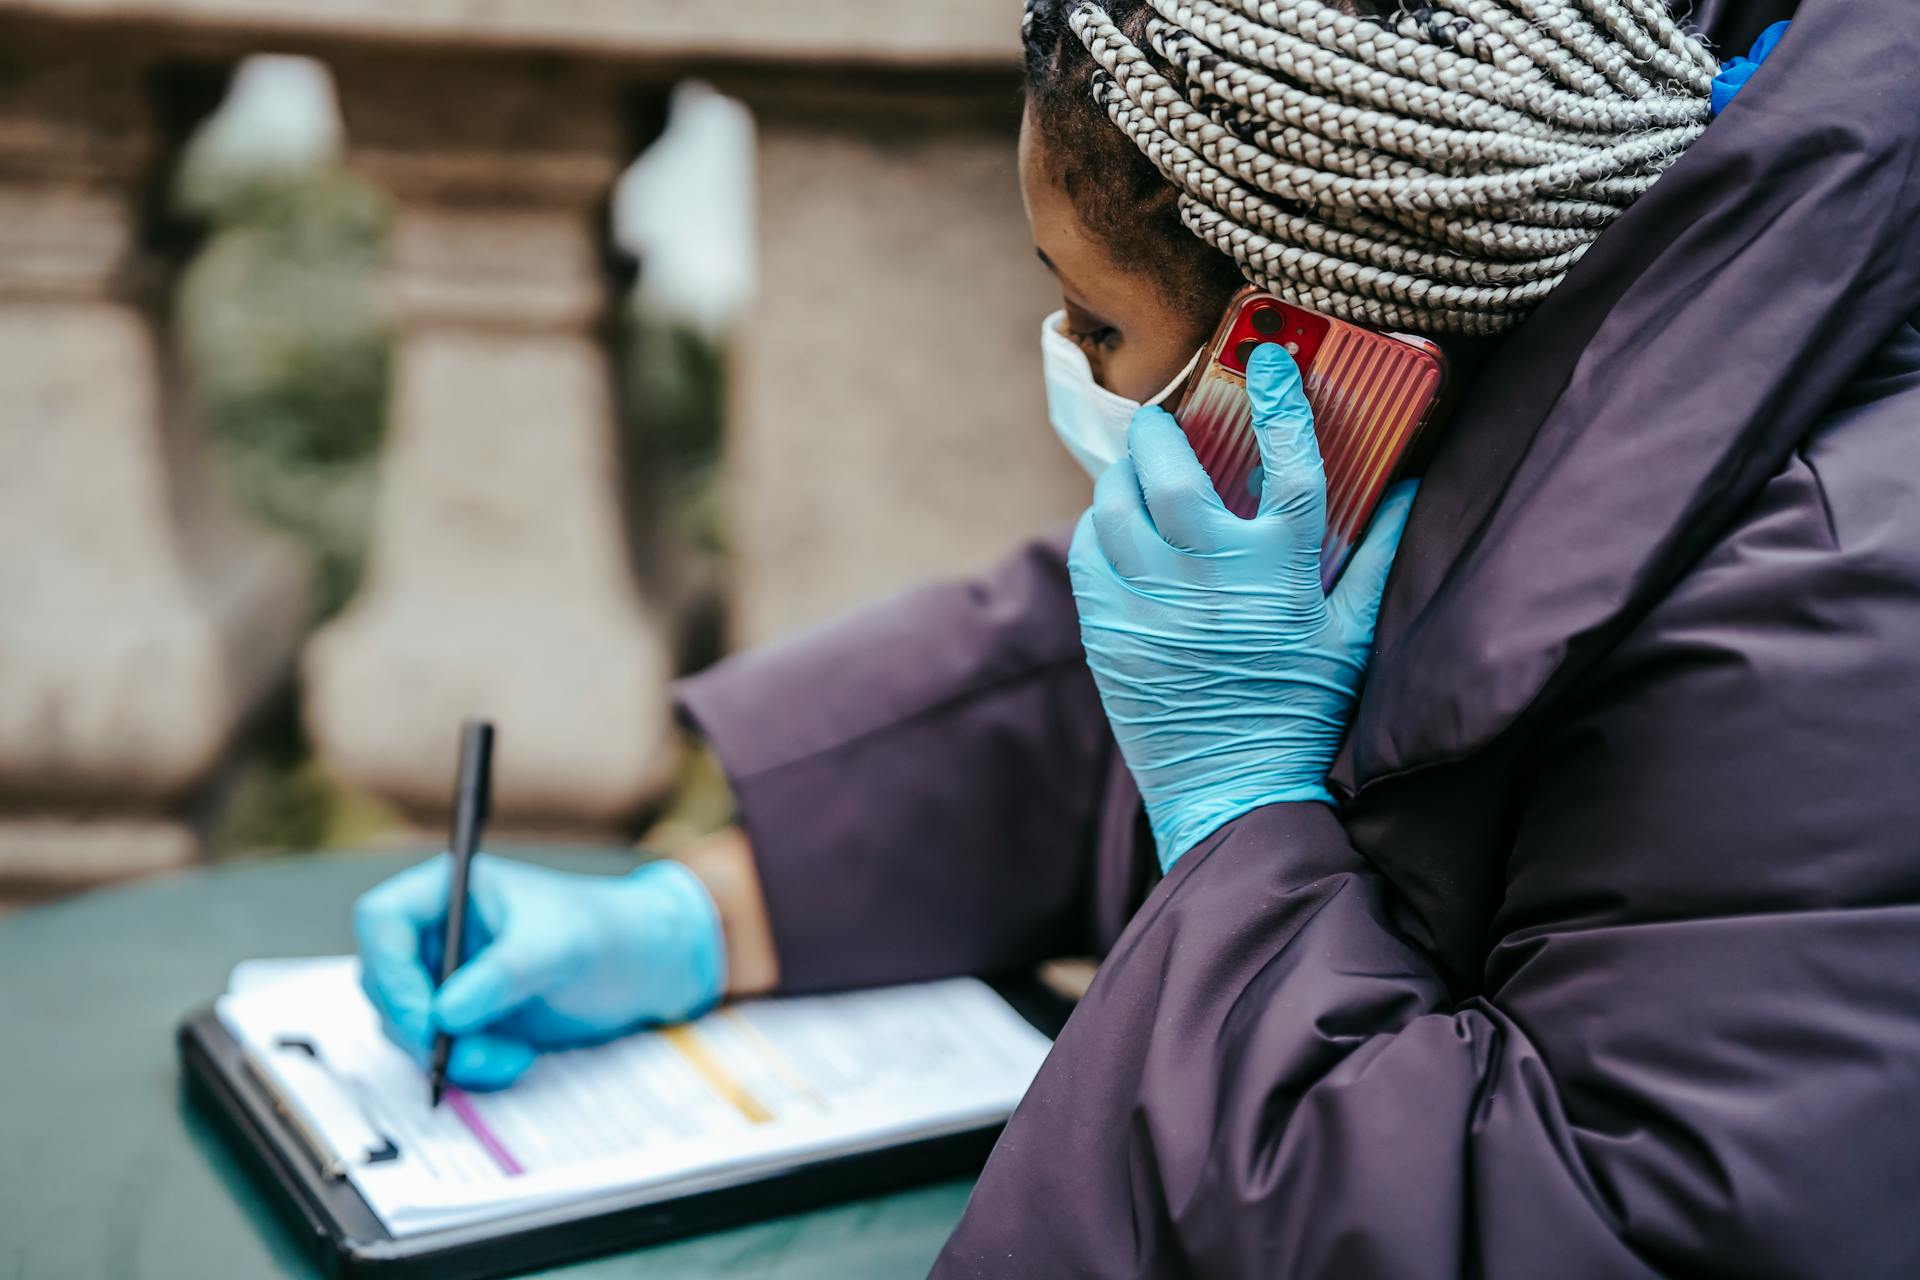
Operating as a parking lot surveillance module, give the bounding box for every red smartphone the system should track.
[1172,287,1446,590]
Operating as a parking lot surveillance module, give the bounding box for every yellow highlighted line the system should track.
[721,1008,827,1110]
[661,1025,774,1124]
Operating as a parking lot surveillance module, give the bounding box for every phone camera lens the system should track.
[1236,339,1261,365]
[1251,307,1283,334]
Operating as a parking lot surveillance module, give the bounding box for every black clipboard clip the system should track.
[245,1035,403,1182]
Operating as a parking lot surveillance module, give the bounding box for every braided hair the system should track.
[1023,0,1718,336]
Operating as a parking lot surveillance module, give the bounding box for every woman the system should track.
[356,0,1920,1273]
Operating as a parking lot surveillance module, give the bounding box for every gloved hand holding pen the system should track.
[1068,343,1416,870]
[353,855,726,1090]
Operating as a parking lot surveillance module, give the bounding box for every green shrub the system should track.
[177,171,392,620]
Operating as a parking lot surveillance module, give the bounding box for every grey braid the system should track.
[1035,0,1718,334]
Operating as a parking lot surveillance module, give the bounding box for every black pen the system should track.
[430,719,494,1108]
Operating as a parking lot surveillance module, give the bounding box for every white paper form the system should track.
[215,957,1052,1237]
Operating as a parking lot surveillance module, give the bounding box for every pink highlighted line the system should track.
[443,1087,525,1176]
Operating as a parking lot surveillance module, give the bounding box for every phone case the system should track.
[1172,289,1445,589]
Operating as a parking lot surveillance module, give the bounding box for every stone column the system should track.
[0,31,311,892]
[725,84,1087,646]
[305,55,675,832]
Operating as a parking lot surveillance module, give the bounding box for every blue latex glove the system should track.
[1068,342,1418,870]
[1711,20,1790,117]
[353,855,725,1090]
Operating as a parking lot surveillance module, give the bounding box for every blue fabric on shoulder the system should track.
[1712,20,1792,117]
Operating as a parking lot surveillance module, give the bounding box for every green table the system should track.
[0,851,972,1279]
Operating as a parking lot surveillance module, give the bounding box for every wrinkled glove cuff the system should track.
[1149,785,1335,873]
[625,860,728,1021]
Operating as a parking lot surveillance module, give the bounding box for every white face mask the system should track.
[1041,310,1201,481]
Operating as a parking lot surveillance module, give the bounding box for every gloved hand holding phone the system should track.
[353,854,726,1090]
[1069,343,1417,870]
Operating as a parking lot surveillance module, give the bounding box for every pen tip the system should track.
[430,1082,444,1109]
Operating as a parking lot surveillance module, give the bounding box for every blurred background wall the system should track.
[0,1,1087,908]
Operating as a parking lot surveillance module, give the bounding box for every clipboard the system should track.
[178,979,1071,1280]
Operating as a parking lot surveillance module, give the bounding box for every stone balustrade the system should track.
[0,1,1085,890]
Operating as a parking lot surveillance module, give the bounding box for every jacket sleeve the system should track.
[934,406,1920,1277]
[675,529,1120,993]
